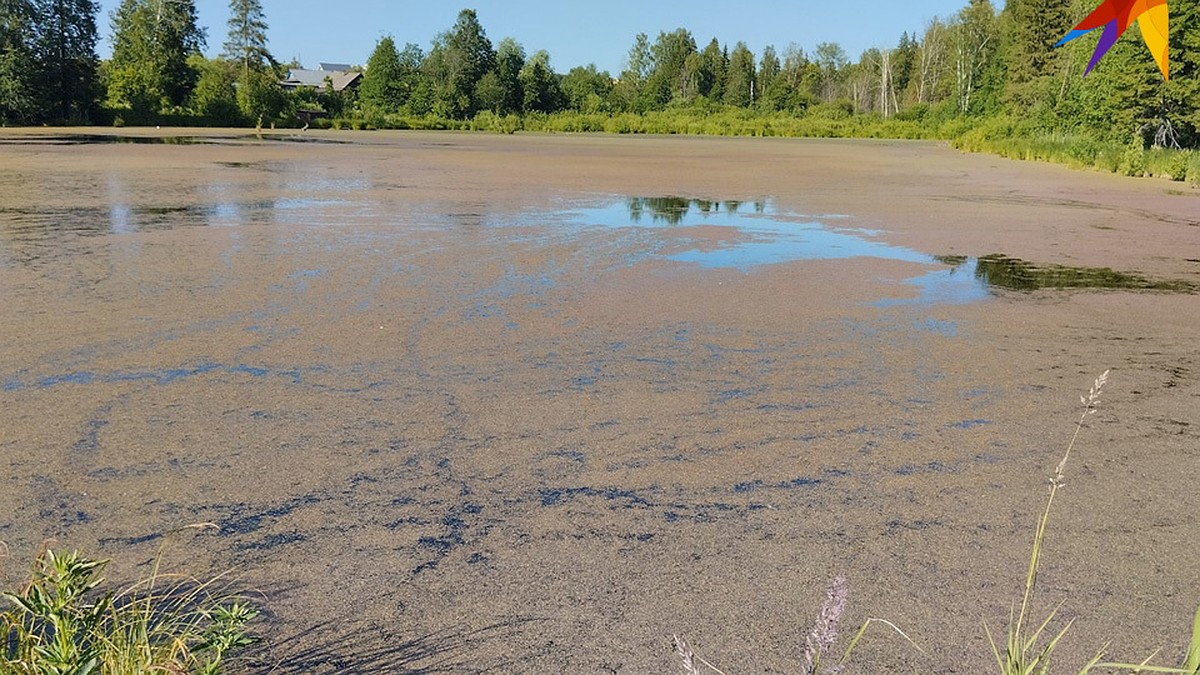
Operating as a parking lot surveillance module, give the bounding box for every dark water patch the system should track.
[733,480,763,494]
[714,386,765,404]
[948,419,990,429]
[0,134,221,146]
[413,503,486,574]
[37,371,96,387]
[886,518,942,533]
[30,475,91,529]
[73,411,111,453]
[255,134,352,145]
[755,402,820,412]
[0,190,368,245]
[236,531,307,552]
[547,449,586,464]
[9,361,321,392]
[218,494,324,536]
[537,486,654,509]
[974,254,1197,292]
[894,461,956,476]
[733,476,822,494]
[98,532,163,547]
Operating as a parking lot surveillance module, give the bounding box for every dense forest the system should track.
[1,1,1198,168]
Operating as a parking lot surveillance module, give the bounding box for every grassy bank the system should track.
[953,122,1200,187]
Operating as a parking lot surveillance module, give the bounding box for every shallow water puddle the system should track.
[554,196,1199,303]
[560,196,989,305]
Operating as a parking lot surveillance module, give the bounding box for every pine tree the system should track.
[0,0,37,122]
[360,35,405,114]
[32,0,100,122]
[1166,0,1200,143]
[1003,0,1072,110]
[222,0,271,79]
[724,42,756,106]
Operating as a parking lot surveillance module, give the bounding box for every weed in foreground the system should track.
[0,524,257,675]
[986,370,1110,675]
[673,573,918,674]
[987,369,1200,675]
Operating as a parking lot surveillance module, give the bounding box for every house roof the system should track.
[280,68,362,92]
[318,62,352,72]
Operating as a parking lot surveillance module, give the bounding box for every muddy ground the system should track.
[1,129,1198,673]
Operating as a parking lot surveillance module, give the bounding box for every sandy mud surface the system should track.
[1,128,1199,673]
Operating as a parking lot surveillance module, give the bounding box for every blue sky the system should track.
[95,1,973,73]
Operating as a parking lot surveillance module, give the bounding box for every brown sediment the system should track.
[1,128,1198,673]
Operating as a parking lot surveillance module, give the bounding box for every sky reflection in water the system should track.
[567,197,991,306]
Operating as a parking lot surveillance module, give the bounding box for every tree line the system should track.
[1,2,1197,148]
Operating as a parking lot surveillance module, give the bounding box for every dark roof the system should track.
[319,62,352,72]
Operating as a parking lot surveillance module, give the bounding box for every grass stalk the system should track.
[987,370,1108,675]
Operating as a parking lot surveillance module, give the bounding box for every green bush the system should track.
[1,529,256,675]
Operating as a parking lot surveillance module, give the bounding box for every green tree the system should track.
[424,8,495,118]
[222,0,271,78]
[221,0,272,123]
[612,32,651,111]
[234,65,282,124]
[813,41,848,101]
[560,63,611,112]
[695,38,726,101]
[892,32,917,103]
[645,28,696,108]
[1002,0,1071,111]
[492,37,525,114]
[757,44,780,106]
[0,0,37,122]
[106,0,205,117]
[519,49,561,113]
[33,0,100,122]
[951,0,998,114]
[724,41,755,106]
[187,54,240,124]
[1165,0,1200,143]
[360,35,406,114]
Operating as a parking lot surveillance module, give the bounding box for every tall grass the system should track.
[985,371,1109,675]
[0,524,256,675]
[953,131,1198,184]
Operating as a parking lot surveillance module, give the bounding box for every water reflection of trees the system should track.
[973,254,1176,291]
[625,196,769,224]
